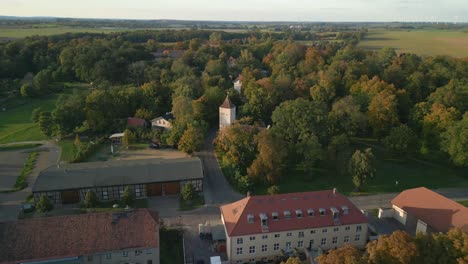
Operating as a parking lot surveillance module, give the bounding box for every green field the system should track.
[359,29,468,58]
[0,27,135,39]
[252,139,468,196]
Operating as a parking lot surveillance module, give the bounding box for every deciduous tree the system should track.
[349,148,375,191]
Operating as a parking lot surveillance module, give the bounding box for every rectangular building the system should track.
[220,190,368,264]
[32,158,204,205]
[0,209,160,264]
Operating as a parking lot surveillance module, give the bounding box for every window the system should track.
[87,256,93,261]
[105,253,111,259]
[248,214,254,223]
[237,238,243,244]
[122,251,128,257]
[332,237,338,244]
[286,242,292,250]
[310,230,316,234]
[287,232,292,237]
[135,250,142,256]
[262,244,268,252]
[250,236,256,241]
[284,210,291,219]
[237,247,243,255]
[307,209,315,217]
[342,206,349,215]
[321,238,327,245]
[274,243,280,251]
[146,249,152,254]
[119,189,124,198]
[356,225,362,232]
[147,260,152,264]
[344,236,350,243]
[262,235,268,239]
[135,188,141,197]
[236,261,243,264]
[275,234,280,238]
[309,240,314,248]
[345,226,350,231]
[298,231,304,238]
[298,241,304,248]
[102,191,108,200]
[319,208,326,216]
[296,209,303,218]
[272,212,279,220]
[249,246,256,254]
[355,234,361,241]
[333,227,339,232]
[322,228,328,233]
[249,259,255,263]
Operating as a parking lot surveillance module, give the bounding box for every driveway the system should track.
[0,151,28,191]
[196,130,243,206]
[0,141,60,222]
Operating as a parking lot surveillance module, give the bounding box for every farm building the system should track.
[151,112,174,130]
[32,158,204,205]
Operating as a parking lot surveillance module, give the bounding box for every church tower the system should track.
[219,95,236,130]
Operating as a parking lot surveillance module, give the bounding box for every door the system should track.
[146,183,162,196]
[61,191,80,204]
[164,182,180,195]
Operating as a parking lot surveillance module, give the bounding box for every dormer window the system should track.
[260,213,268,227]
[296,210,303,218]
[330,207,340,219]
[272,212,279,221]
[342,206,349,215]
[319,208,326,216]
[247,214,254,223]
[284,210,291,219]
[307,209,315,217]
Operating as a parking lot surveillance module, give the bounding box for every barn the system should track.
[32,157,204,205]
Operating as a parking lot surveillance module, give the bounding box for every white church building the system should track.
[219,95,236,130]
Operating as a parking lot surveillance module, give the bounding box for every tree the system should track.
[84,190,98,208]
[349,148,375,191]
[366,231,418,264]
[73,134,81,147]
[181,183,195,201]
[317,244,365,264]
[383,124,417,154]
[31,107,42,123]
[178,126,204,154]
[248,130,287,185]
[20,83,35,97]
[329,96,367,137]
[367,89,400,137]
[36,195,53,212]
[441,113,468,166]
[53,93,86,135]
[122,129,136,148]
[267,185,280,195]
[281,257,303,264]
[134,108,153,121]
[121,186,134,206]
[33,69,53,93]
[38,111,55,138]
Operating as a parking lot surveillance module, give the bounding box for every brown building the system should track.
[32,158,204,205]
[0,209,160,264]
[391,187,468,234]
[220,190,368,264]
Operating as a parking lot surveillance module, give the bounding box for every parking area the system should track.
[0,150,28,191]
[367,212,405,236]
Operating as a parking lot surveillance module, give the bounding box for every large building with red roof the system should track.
[391,187,468,234]
[220,190,368,263]
[0,209,160,264]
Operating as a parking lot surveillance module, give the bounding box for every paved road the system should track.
[196,130,243,206]
[349,188,468,210]
[0,141,60,222]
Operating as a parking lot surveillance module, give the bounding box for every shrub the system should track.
[181,183,195,201]
[267,185,280,195]
[36,195,53,212]
[122,186,134,206]
[84,190,98,208]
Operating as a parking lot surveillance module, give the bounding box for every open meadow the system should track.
[359,29,468,58]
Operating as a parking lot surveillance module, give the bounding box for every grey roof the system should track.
[33,158,204,192]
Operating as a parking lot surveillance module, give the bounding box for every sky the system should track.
[1,0,468,22]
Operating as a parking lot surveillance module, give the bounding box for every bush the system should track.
[181,183,195,201]
[20,83,36,97]
[383,124,417,154]
[84,190,98,208]
[267,185,280,195]
[36,195,53,212]
[122,186,134,206]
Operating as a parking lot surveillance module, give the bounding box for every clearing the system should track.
[359,29,468,58]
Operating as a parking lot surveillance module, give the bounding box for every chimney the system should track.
[333,188,336,196]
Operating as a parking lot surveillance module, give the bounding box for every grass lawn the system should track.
[458,200,468,207]
[57,139,76,162]
[179,194,205,211]
[359,29,468,58]
[160,229,184,264]
[0,143,41,151]
[252,138,468,196]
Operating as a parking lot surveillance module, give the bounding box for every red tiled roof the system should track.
[391,187,468,232]
[220,190,368,237]
[0,209,159,264]
[127,117,147,127]
[220,95,235,109]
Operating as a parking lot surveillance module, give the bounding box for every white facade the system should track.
[151,117,172,130]
[233,79,242,94]
[219,96,236,130]
[222,214,367,264]
[86,247,160,264]
[392,205,408,226]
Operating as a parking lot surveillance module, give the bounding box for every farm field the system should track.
[359,29,468,58]
[0,27,136,39]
